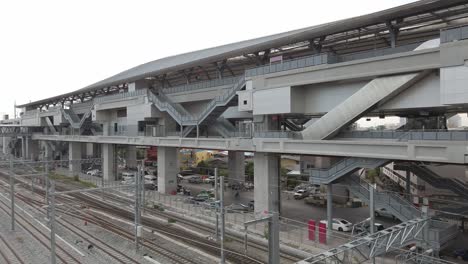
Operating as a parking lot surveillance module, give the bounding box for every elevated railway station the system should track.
[3,0,468,262]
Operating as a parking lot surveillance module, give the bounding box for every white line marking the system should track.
[90,209,223,263]
[0,192,86,257]
[144,255,161,264]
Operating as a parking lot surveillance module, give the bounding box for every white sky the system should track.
[0,0,415,117]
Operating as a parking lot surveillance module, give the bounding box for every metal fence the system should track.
[164,76,240,94]
[339,130,468,141]
[441,24,468,43]
[142,190,352,253]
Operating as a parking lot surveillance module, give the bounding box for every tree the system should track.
[245,161,254,182]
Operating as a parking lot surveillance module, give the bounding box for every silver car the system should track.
[375,208,396,220]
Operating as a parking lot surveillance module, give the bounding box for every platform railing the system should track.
[163,76,240,94]
[339,129,468,141]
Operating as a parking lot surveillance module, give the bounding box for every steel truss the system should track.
[297,218,429,264]
[0,126,31,136]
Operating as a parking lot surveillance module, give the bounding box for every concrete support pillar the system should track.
[29,139,39,161]
[21,137,26,159]
[157,147,178,194]
[254,153,280,215]
[102,122,110,136]
[86,143,94,158]
[327,184,333,236]
[228,151,245,186]
[126,146,137,169]
[69,142,82,176]
[44,141,52,160]
[2,137,11,155]
[102,144,115,181]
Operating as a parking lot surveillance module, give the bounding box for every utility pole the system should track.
[369,183,375,264]
[268,212,280,264]
[9,157,15,231]
[134,164,141,252]
[141,161,146,213]
[220,175,225,264]
[214,168,219,240]
[45,161,50,221]
[50,181,57,264]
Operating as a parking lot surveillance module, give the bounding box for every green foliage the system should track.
[168,218,176,224]
[48,173,97,188]
[245,161,254,181]
[197,160,208,168]
[218,168,228,177]
[366,169,380,183]
[287,177,299,188]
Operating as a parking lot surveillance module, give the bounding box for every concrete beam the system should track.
[250,48,440,90]
[33,134,468,164]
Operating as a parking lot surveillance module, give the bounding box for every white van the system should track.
[121,171,136,181]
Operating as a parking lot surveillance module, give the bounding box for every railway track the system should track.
[1,177,201,264]
[0,196,82,264]
[75,192,263,264]
[0,232,25,264]
[96,189,300,263]
[0,170,300,263]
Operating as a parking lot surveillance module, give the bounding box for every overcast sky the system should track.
[0,0,415,117]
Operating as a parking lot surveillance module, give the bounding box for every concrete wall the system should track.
[253,86,291,115]
[441,64,468,105]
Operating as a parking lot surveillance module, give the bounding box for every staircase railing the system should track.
[147,90,195,125]
[149,76,246,136]
[307,158,386,183]
[347,174,421,221]
[195,76,245,125]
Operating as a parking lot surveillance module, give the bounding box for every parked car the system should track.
[204,176,215,184]
[121,178,135,185]
[193,193,210,202]
[201,200,220,210]
[320,218,353,232]
[145,182,157,190]
[86,169,101,176]
[248,200,254,210]
[375,208,396,220]
[354,222,385,235]
[121,171,136,181]
[188,176,203,184]
[293,189,309,200]
[453,249,468,261]
[225,203,250,213]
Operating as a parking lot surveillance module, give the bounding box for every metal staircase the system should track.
[301,72,426,140]
[148,76,246,137]
[308,157,388,184]
[213,117,236,138]
[60,103,94,130]
[343,174,458,251]
[282,119,303,131]
[44,116,57,134]
[403,163,468,199]
[343,174,421,221]
[297,217,430,264]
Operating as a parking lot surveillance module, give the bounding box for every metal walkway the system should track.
[297,218,430,264]
[307,157,388,184]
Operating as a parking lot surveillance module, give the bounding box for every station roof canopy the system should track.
[18,0,468,108]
